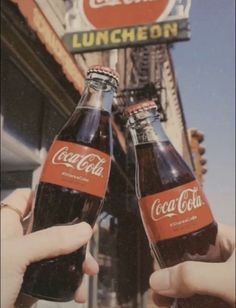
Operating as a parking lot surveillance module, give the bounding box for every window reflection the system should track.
[97,212,119,307]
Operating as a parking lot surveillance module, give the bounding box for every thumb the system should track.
[150,260,234,305]
[18,222,92,265]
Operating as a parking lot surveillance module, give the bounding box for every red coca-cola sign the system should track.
[81,0,175,29]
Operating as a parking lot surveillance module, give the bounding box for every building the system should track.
[1,1,199,308]
[188,128,207,185]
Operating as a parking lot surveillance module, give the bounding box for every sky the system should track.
[172,0,235,225]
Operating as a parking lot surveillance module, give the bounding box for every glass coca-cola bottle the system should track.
[126,100,231,308]
[21,65,119,302]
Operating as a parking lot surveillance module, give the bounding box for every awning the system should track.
[11,0,84,93]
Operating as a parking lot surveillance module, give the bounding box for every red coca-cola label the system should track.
[40,140,111,198]
[139,180,214,242]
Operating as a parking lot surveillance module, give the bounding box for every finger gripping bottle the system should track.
[126,101,231,308]
[21,66,119,302]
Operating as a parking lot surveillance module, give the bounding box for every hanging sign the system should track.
[63,0,190,53]
[82,0,175,29]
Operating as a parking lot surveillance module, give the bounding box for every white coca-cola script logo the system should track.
[89,0,157,9]
[151,187,203,221]
[52,147,106,177]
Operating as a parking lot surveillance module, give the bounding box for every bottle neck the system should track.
[128,111,168,146]
[78,75,117,113]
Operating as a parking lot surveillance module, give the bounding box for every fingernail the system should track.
[150,270,171,291]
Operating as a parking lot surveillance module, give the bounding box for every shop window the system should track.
[2,53,44,150]
[97,213,119,307]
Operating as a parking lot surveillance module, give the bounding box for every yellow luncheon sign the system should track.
[63,19,190,53]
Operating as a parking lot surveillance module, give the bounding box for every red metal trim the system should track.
[10,0,84,93]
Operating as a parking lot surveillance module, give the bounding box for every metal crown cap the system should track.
[125,101,157,116]
[87,65,119,85]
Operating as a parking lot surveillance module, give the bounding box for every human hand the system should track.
[1,189,99,308]
[149,223,235,307]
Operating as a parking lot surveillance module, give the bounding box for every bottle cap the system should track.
[125,101,157,116]
[87,65,119,85]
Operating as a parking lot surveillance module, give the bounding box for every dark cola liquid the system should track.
[136,141,231,308]
[22,108,111,301]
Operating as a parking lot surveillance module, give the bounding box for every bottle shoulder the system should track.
[56,108,112,154]
[135,141,195,196]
